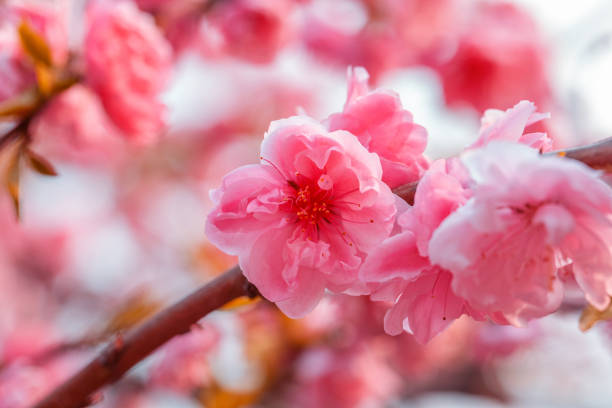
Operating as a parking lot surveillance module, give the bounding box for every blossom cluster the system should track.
[1,0,171,166]
[207,68,612,343]
[2,0,611,406]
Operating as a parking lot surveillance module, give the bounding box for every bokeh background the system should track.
[4,0,612,407]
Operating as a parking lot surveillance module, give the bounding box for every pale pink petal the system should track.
[471,101,552,151]
[206,164,286,254]
[402,268,467,344]
[327,67,429,188]
[430,141,612,322]
[359,231,428,284]
[240,226,294,302]
[564,221,612,310]
[383,291,413,336]
[276,271,326,318]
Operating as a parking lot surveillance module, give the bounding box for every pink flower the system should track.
[149,323,219,392]
[327,67,429,188]
[289,345,400,408]
[436,2,551,113]
[84,0,172,144]
[474,322,539,361]
[302,0,458,80]
[429,142,612,325]
[360,159,501,343]
[0,0,68,102]
[205,0,294,63]
[0,364,51,408]
[29,84,124,165]
[470,100,552,152]
[0,358,75,408]
[206,115,396,317]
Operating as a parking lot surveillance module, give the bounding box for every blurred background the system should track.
[4,0,612,407]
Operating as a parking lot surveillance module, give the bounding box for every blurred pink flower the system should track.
[470,100,552,152]
[327,67,429,188]
[149,323,219,392]
[0,0,68,102]
[205,0,294,63]
[0,359,73,408]
[84,0,172,144]
[206,115,396,317]
[0,323,57,363]
[302,0,457,80]
[0,364,51,408]
[290,345,400,408]
[474,322,539,361]
[430,142,612,325]
[29,84,124,164]
[436,2,552,113]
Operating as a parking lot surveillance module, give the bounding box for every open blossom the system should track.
[327,67,429,188]
[360,159,500,343]
[206,115,396,317]
[84,0,172,144]
[436,2,551,113]
[430,142,612,326]
[470,100,553,152]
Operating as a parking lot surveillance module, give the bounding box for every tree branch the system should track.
[391,137,612,204]
[30,136,612,408]
[31,266,256,408]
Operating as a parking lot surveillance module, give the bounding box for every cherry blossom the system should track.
[84,0,172,144]
[360,159,499,343]
[205,0,295,63]
[436,2,552,113]
[289,345,400,408]
[206,115,396,317]
[29,85,124,165]
[430,142,612,325]
[327,67,429,188]
[470,100,552,152]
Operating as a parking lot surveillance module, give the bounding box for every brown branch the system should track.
[31,266,256,408]
[29,136,612,408]
[551,136,612,171]
[391,137,612,205]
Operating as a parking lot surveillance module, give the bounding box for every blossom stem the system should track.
[29,136,612,408]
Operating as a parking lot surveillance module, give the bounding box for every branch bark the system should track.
[31,266,255,408]
[391,137,612,205]
[30,136,612,408]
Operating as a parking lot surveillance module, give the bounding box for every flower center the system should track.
[292,184,331,225]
